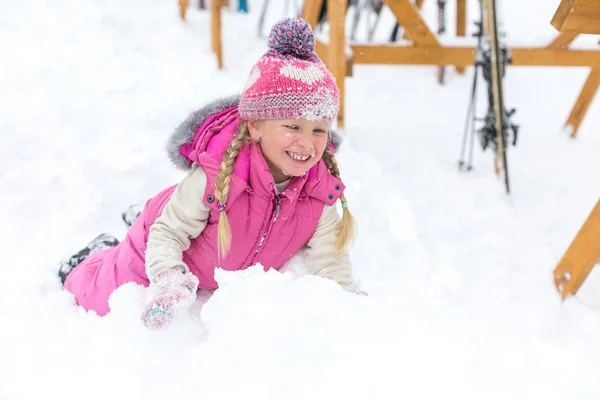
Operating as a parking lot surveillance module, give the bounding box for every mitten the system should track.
[141,269,199,330]
[343,282,368,296]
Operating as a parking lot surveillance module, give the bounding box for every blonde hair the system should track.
[322,147,356,257]
[214,121,253,260]
[215,122,355,259]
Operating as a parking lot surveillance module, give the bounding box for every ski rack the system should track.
[551,0,600,300]
[303,0,600,132]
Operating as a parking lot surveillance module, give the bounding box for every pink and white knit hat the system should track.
[238,17,340,125]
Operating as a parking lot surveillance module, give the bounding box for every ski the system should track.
[483,0,510,193]
[436,0,447,84]
[367,0,384,41]
[458,0,518,195]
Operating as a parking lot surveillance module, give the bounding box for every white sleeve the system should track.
[145,164,211,282]
[304,204,354,289]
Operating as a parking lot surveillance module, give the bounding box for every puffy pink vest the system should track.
[64,106,344,315]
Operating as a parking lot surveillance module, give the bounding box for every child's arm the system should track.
[304,204,355,290]
[145,164,211,282]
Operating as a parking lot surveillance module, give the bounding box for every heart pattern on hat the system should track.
[244,67,261,90]
[279,64,325,85]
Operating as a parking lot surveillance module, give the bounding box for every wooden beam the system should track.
[511,48,600,67]
[211,0,223,69]
[302,0,324,30]
[328,0,347,128]
[315,39,329,66]
[554,200,600,300]
[179,0,188,20]
[402,0,425,41]
[350,45,600,67]
[351,45,474,65]
[547,31,579,49]
[456,0,467,73]
[565,68,600,137]
[385,0,440,46]
[551,0,600,35]
[316,40,354,77]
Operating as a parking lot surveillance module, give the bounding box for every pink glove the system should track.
[141,269,199,330]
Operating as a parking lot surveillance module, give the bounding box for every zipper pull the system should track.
[275,195,281,218]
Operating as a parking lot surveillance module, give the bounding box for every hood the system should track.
[166,95,344,171]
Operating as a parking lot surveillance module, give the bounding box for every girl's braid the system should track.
[214,121,251,259]
[322,147,355,256]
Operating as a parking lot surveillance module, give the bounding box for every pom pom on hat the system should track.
[238,17,339,124]
[267,17,316,61]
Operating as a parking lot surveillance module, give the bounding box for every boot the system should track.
[58,233,119,284]
[122,204,142,227]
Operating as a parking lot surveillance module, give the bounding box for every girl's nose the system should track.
[295,130,313,150]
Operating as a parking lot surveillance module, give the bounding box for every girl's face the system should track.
[248,119,329,183]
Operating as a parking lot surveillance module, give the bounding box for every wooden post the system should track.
[565,68,600,137]
[328,0,347,129]
[179,0,189,20]
[456,0,466,73]
[211,0,223,69]
[554,200,600,300]
[386,0,440,46]
[302,0,324,29]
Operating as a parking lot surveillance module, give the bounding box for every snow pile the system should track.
[1,0,600,399]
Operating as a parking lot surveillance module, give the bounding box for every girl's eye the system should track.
[313,129,327,136]
[285,125,299,130]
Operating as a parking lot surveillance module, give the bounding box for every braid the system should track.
[322,147,355,257]
[214,121,251,260]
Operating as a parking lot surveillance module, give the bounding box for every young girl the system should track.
[60,17,360,330]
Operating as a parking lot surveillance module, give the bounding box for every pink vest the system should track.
[64,106,344,315]
[161,107,344,287]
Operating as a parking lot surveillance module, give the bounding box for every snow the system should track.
[1,0,600,399]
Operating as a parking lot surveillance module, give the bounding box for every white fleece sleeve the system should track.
[145,164,211,283]
[304,204,355,289]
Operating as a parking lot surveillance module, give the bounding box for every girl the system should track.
[60,17,360,330]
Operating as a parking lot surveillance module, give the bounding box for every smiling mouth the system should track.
[285,151,313,162]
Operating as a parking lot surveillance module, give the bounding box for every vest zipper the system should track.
[249,194,281,265]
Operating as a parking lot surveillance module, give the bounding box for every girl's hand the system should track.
[141,269,199,330]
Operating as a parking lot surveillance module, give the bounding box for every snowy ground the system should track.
[1,0,600,399]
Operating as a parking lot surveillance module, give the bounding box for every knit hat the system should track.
[238,17,340,125]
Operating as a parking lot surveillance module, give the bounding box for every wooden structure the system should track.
[210,0,224,69]
[551,0,600,138]
[179,0,189,20]
[551,0,600,34]
[302,0,600,131]
[178,0,224,70]
[552,0,600,300]
[554,200,600,300]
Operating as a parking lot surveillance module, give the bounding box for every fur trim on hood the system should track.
[166,95,344,171]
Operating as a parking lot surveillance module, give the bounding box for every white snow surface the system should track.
[1,0,600,399]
